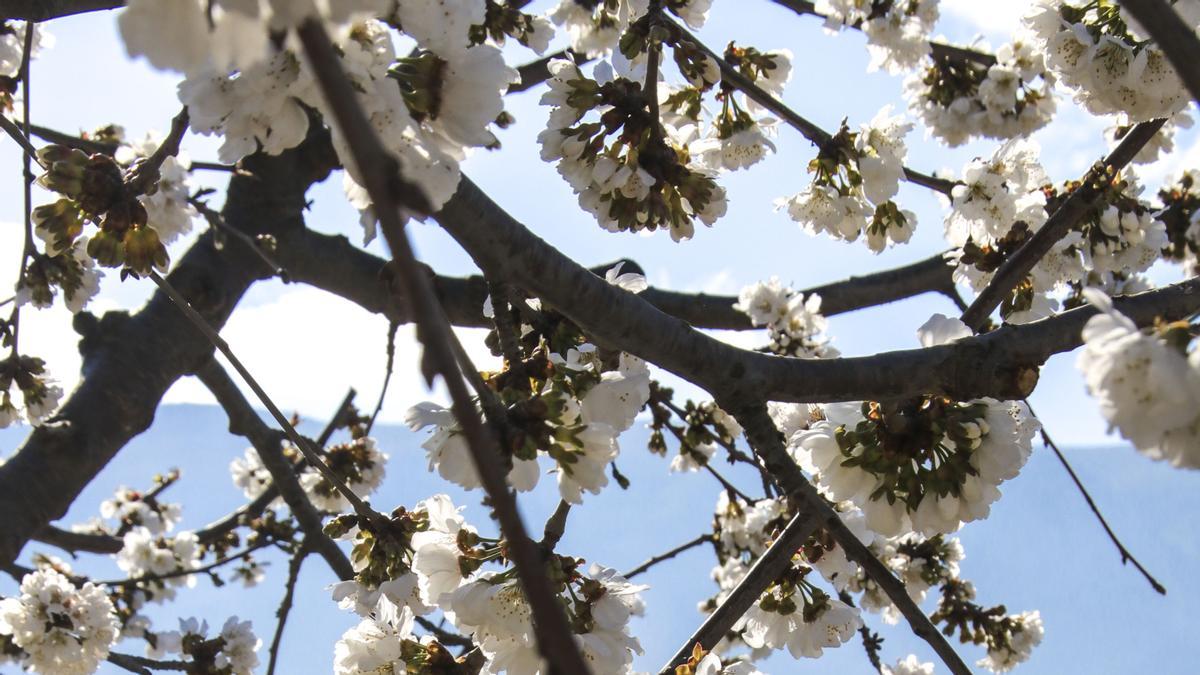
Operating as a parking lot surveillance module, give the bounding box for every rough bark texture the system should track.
[0,131,338,566]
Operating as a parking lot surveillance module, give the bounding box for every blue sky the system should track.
[1,1,1199,673]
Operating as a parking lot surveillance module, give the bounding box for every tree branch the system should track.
[295,17,592,673]
[961,118,1167,329]
[732,404,971,675]
[1116,1,1200,108]
[267,543,310,675]
[622,533,712,580]
[434,174,1200,407]
[195,359,355,580]
[658,510,821,672]
[0,0,122,22]
[666,17,957,195]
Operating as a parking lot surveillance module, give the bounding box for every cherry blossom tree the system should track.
[0,0,1198,674]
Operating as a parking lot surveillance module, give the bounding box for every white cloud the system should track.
[164,284,499,426]
[939,0,1031,44]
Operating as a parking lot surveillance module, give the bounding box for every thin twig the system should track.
[92,538,275,587]
[267,543,310,675]
[191,196,290,281]
[0,112,41,162]
[125,107,189,195]
[666,17,957,195]
[150,271,381,523]
[1029,402,1166,594]
[365,320,398,434]
[295,18,591,673]
[8,24,34,358]
[540,500,572,552]
[623,533,711,579]
[107,652,193,674]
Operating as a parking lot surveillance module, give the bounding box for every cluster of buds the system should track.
[646,382,744,473]
[325,507,430,591]
[932,578,1044,672]
[1155,169,1200,267]
[538,54,727,241]
[34,144,167,276]
[0,354,63,427]
[467,0,554,51]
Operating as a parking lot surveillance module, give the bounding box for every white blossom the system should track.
[0,569,119,675]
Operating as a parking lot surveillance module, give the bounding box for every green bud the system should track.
[86,229,124,268]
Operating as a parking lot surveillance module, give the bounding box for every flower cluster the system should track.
[735,569,862,660]
[539,57,727,241]
[645,384,743,473]
[905,36,1055,146]
[781,108,916,252]
[883,654,937,675]
[300,436,388,512]
[1077,289,1200,469]
[789,316,1039,536]
[0,355,63,428]
[690,45,791,173]
[933,579,1044,673]
[123,1,528,242]
[733,278,835,358]
[327,493,647,674]
[0,569,119,675]
[946,139,1167,324]
[1025,0,1193,121]
[149,616,261,674]
[409,323,650,503]
[841,532,963,623]
[22,126,197,310]
[114,528,201,602]
[815,0,940,74]
[96,479,183,536]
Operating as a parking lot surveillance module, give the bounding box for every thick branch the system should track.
[280,225,958,330]
[1117,1,1200,108]
[434,175,1200,407]
[0,129,338,567]
[0,0,122,21]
